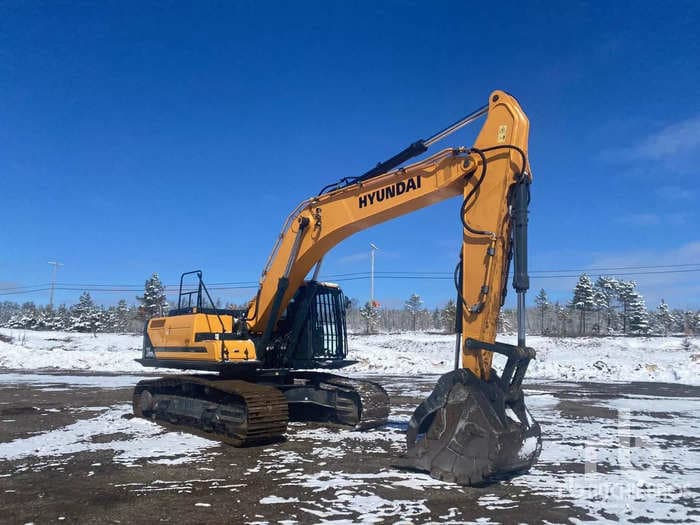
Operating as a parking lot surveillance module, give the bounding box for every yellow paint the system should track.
[148,314,257,362]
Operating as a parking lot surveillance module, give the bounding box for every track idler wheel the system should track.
[403,369,541,485]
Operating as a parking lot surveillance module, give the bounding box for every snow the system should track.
[0,329,204,375]
[0,404,220,467]
[512,390,700,523]
[477,494,518,510]
[1,328,698,385]
[0,373,144,389]
[259,496,299,504]
[517,436,540,461]
[0,375,697,523]
[0,330,144,372]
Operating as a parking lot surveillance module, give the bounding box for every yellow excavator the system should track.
[133,90,541,485]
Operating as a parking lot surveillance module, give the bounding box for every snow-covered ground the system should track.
[0,330,145,373]
[1,376,697,523]
[0,403,218,467]
[1,328,698,385]
[1,329,698,522]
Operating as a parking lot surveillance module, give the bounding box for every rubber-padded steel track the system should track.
[133,375,288,446]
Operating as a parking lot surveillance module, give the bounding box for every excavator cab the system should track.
[281,281,351,368]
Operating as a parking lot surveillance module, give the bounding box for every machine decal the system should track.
[358,175,422,209]
[497,124,508,143]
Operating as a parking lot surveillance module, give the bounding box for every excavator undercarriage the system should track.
[133,372,389,445]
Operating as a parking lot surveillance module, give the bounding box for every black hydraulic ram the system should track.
[511,179,530,348]
[357,104,489,183]
[319,105,489,194]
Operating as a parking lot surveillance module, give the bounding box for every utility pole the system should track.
[48,261,63,309]
[369,243,378,305]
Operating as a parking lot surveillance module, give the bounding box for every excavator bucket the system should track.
[403,341,541,485]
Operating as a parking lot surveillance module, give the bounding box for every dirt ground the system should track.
[0,372,698,524]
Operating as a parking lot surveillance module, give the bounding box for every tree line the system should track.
[531,274,699,336]
[349,274,700,336]
[0,273,168,334]
[1,272,699,337]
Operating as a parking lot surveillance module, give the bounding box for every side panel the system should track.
[147,314,257,362]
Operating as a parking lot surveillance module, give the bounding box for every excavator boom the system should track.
[243,90,540,484]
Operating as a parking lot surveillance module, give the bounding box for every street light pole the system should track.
[48,261,63,309]
[369,243,378,304]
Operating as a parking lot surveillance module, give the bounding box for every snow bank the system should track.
[0,329,189,375]
[0,329,144,372]
[1,328,698,385]
[345,333,700,385]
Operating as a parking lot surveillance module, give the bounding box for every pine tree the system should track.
[69,292,97,332]
[683,310,699,335]
[534,288,549,334]
[571,274,596,335]
[594,276,620,333]
[554,302,571,336]
[655,300,673,336]
[615,280,637,335]
[56,304,70,331]
[102,305,117,332]
[591,288,607,335]
[35,307,51,330]
[440,299,457,333]
[431,307,441,330]
[670,309,686,334]
[9,302,39,329]
[359,301,381,334]
[137,273,168,319]
[404,293,423,331]
[627,292,649,335]
[0,301,20,327]
[114,299,131,333]
[42,304,70,331]
[90,306,105,335]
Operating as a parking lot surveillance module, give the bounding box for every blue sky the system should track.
[1,1,699,310]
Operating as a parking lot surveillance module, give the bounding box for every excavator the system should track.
[133,90,541,485]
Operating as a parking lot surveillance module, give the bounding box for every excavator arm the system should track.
[248,91,530,377]
[247,90,541,484]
